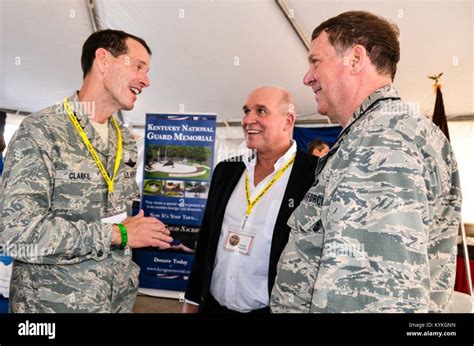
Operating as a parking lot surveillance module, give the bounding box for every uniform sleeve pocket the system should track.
[289,202,323,235]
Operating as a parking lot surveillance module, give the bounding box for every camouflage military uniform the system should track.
[271,85,462,313]
[0,94,140,313]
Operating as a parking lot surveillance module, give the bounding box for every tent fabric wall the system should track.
[215,126,246,164]
[1,1,472,126]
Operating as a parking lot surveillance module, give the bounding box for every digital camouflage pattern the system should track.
[271,85,462,313]
[0,94,140,313]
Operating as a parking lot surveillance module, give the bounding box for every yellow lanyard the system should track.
[63,99,122,193]
[243,153,296,228]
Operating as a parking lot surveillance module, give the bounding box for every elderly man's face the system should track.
[241,87,292,155]
[303,32,350,124]
[103,38,151,111]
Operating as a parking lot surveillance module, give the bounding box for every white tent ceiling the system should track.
[1,0,473,126]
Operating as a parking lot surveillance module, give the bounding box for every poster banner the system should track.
[134,113,216,293]
[0,255,12,313]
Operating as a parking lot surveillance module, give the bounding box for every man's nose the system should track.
[303,68,314,86]
[140,73,151,88]
[242,112,257,127]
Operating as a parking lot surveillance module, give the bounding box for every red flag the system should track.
[432,85,451,142]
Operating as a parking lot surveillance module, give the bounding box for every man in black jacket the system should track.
[183,86,318,313]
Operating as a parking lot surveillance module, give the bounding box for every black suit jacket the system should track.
[185,150,318,309]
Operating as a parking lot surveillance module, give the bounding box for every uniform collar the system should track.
[350,84,400,124]
[64,92,117,158]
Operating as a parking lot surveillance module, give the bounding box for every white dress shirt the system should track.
[209,141,297,312]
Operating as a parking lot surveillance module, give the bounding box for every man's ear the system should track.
[94,48,109,74]
[285,110,296,131]
[348,44,367,75]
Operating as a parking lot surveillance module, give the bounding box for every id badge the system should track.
[101,212,127,224]
[223,226,255,255]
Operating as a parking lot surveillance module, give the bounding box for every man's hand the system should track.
[112,209,172,249]
[182,302,199,313]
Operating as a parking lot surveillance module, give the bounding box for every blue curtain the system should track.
[293,125,342,152]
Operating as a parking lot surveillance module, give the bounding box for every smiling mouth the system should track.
[246,129,262,135]
[129,86,141,95]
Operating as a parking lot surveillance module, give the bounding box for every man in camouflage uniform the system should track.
[271,11,462,313]
[0,30,172,313]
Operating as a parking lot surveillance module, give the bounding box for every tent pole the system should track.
[275,0,310,51]
[85,0,125,123]
[86,0,99,32]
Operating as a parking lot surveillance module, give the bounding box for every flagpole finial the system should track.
[428,72,444,93]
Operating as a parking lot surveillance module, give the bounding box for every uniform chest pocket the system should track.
[117,164,138,203]
[121,164,137,180]
[52,169,104,220]
[288,194,325,264]
[289,193,324,234]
